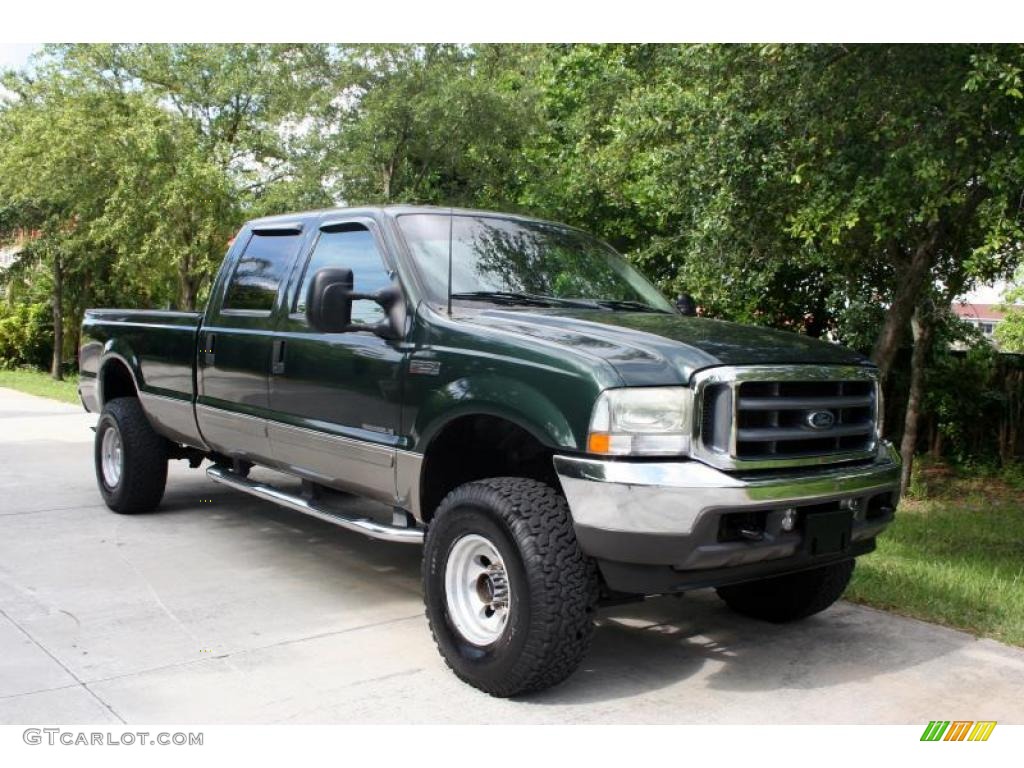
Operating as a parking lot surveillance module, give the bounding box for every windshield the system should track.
[395,214,675,313]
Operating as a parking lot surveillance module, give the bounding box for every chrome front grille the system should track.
[693,365,880,470]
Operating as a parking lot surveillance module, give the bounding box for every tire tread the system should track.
[96,398,168,514]
[423,477,598,697]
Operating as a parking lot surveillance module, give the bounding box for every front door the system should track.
[267,218,406,503]
[197,225,306,464]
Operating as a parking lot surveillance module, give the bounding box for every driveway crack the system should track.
[0,609,126,724]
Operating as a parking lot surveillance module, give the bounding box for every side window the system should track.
[223,232,302,312]
[296,225,392,324]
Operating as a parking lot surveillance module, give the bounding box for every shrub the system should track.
[0,301,53,370]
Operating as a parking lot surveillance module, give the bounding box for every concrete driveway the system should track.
[1,386,1022,724]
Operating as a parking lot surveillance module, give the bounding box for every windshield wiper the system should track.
[450,291,669,314]
[451,291,572,308]
[589,299,668,313]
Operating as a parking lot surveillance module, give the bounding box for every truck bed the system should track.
[79,308,204,446]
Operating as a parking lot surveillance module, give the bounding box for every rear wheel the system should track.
[422,478,599,697]
[94,398,168,514]
[716,559,855,623]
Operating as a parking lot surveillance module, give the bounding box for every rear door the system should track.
[266,216,406,503]
[197,223,307,463]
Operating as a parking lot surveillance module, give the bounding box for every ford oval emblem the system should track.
[806,410,836,430]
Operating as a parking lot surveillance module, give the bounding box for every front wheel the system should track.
[94,398,168,514]
[422,478,599,697]
[716,559,855,623]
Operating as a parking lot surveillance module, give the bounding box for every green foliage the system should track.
[995,267,1024,352]
[0,301,51,369]
[322,44,544,208]
[0,68,141,374]
[921,321,1001,462]
[997,312,1024,352]
[51,44,337,308]
[523,44,1024,353]
[6,43,1021,335]
[1001,461,1024,490]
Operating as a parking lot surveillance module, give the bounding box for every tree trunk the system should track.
[871,240,934,383]
[872,186,989,384]
[50,255,64,381]
[899,306,933,491]
[182,280,196,312]
[178,257,197,311]
[382,163,393,202]
[1002,368,1022,464]
[69,321,80,376]
[929,416,943,457]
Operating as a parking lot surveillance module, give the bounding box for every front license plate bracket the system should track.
[803,510,853,556]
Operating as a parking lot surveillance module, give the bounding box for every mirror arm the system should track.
[337,288,398,306]
[328,320,400,340]
[344,290,379,301]
[331,286,404,339]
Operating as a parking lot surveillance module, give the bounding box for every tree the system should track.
[995,268,1024,352]
[0,71,147,378]
[899,301,937,490]
[522,44,852,335]
[779,45,1024,382]
[54,43,336,308]
[525,45,1024,368]
[322,44,543,208]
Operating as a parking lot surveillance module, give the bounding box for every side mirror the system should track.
[306,267,406,340]
[675,293,697,317]
[307,267,354,333]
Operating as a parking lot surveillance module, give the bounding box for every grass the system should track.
[846,466,1024,647]
[0,367,81,405]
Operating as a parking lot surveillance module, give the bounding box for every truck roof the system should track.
[245,204,568,230]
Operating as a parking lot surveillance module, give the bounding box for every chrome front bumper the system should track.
[554,442,901,573]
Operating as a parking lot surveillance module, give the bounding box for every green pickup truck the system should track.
[79,206,900,697]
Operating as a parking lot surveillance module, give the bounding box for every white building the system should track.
[953,301,1006,341]
[0,245,18,270]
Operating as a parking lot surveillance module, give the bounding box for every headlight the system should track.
[587,387,693,456]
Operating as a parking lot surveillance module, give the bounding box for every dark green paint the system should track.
[79,309,202,409]
[461,307,868,386]
[80,206,876,459]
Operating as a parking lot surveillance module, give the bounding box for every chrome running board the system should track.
[206,465,424,544]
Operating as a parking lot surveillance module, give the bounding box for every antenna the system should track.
[446,207,454,316]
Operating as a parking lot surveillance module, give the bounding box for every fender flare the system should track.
[96,342,143,407]
[414,374,580,453]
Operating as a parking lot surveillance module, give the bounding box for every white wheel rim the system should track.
[444,533,512,646]
[101,426,123,488]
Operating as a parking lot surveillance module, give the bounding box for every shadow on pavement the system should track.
[142,463,972,708]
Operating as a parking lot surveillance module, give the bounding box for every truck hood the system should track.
[462,308,870,385]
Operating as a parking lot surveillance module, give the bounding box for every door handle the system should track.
[204,333,216,366]
[271,339,286,375]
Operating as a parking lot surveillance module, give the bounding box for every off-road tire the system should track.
[716,559,855,623]
[94,397,168,514]
[422,477,599,697]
